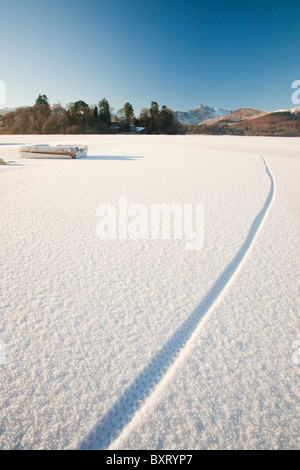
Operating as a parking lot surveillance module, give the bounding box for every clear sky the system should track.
[1,0,299,114]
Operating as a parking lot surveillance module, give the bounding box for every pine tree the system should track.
[32,94,51,132]
[98,98,111,125]
[124,102,134,124]
[93,105,98,121]
[159,105,180,134]
[35,94,50,108]
[149,101,160,133]
[67,100,90,132]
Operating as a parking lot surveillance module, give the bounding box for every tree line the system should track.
[0,95,181,134]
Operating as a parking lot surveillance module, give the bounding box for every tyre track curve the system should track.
[79,156,275,450]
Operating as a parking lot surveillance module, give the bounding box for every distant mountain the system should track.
[187,107,300,136]
[230,110,300,136]
[273,106,300,114]
[174,104,232,125]
[199,108,269,126]
[0,107,16,115]
[0,106,30,116]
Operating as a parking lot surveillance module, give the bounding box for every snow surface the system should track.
[0,135,299,450]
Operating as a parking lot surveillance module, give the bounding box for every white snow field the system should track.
[0,135,299,450]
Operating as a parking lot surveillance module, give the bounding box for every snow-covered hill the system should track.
[273,106,300,114]
[199,108,269,126]
[174,104,232,125]
[0,107,16,115]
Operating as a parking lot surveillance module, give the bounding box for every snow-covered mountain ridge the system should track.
[174,104,232,125]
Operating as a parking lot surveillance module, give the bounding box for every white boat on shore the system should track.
[18,144,88,159]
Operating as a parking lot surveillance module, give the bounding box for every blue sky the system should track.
[1,0,299,114]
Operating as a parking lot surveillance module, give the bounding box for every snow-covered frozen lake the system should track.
[0,135,299,449]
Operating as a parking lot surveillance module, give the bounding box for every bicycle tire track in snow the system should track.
[79,156,275,450]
